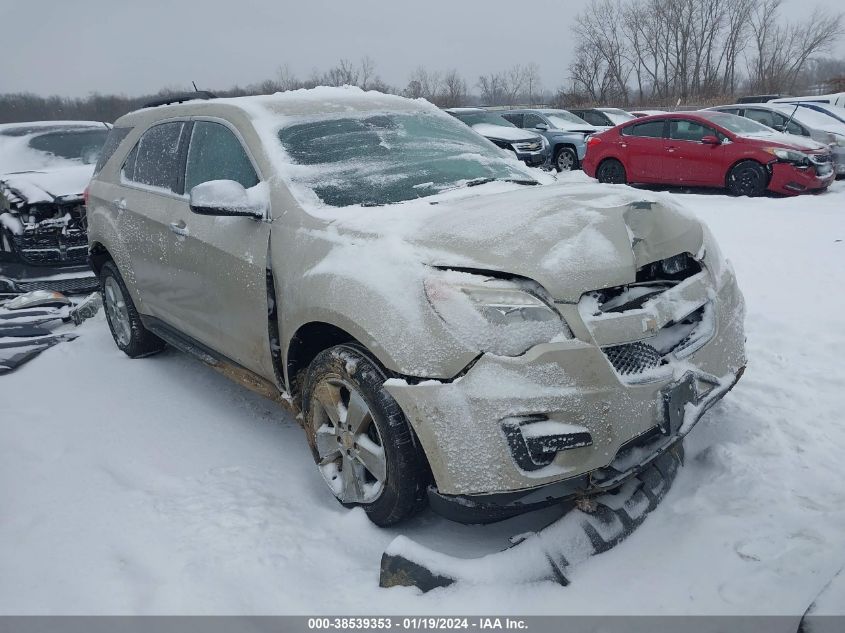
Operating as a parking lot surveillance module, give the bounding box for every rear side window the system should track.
[669,120,715,142]
[125,121,186,192]
[623,121,665,138]
[94,127,131,176]
[184,121,259,193]
[501,113,523,127]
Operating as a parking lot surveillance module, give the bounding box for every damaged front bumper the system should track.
[0,261,98,295]
[767,160,835,194]
[385,265,746,522]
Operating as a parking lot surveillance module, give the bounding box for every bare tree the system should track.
[441,69,468,107]
[477,72,506,105]
[748,0,845,93]
[276,64,300,92]
[523,63,543,104]
[359,56,376,90]
[323,58,360,87]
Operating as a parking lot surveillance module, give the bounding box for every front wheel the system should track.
[596,158,627,184]
[100,261,166,358]
[302,344,429,526]
[555,146,578,172]
[727,161,768,197]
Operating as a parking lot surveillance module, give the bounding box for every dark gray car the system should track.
[499,109,597,172]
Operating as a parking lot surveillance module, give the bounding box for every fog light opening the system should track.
[502,415,593,472]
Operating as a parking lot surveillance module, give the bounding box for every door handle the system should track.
[112,198,127,212]
[169,220,189,236]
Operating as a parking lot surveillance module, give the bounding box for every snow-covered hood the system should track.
[735,131,827,152]
[470,123,539,143]
[317,183,704,303]
[0,165,94,204]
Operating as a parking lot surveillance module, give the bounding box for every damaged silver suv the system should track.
[86,87,746,526]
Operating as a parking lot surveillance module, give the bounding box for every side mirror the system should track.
[534,123,549,131]
[189,180,265,219]
[700,135,720,145]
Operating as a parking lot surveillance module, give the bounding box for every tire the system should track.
[555,146,578,172]
[100,260,166,358]
[727,160,768,197]
[302,343,429,526]
[596,158,627,184]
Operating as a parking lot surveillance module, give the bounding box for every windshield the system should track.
[277,112,534,207]
[698,111,773,134]
[27,129,109,164]
[544,111,590,128]
[452,112,516,128]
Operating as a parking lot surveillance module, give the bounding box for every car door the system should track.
[115,120,190,322]
[163,118,275,380]
[664,119,725,185]
[618,119,668,182]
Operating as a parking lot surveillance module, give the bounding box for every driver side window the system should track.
[184,121,259,194]
[522,114,545,129]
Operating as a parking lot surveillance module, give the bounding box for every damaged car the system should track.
[0,121,111,294]
[86,88,746,527]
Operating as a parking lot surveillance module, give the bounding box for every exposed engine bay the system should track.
[579,253,716,381]
[0,187,89,267]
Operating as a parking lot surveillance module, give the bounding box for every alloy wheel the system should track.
[310,378,387,504]
[103,276,132,347]
[556,148,576,171]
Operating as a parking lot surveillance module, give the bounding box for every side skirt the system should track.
[140,315,298,413]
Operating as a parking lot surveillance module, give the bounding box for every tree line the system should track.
[0,0,843,124]
[569,0,844,105]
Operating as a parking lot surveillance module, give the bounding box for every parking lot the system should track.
[2,172,843,615]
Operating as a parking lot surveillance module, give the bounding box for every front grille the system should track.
[514,140,543,152]
[16,276,98,294]
[11,232,89,266]
[603,341,664,376]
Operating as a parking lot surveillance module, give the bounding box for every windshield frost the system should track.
[277,113,533,207]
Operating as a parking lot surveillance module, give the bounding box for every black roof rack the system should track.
[142,91,217,109]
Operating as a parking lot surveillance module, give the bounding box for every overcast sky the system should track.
[1,0,843,98]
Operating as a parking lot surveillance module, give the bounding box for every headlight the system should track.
[830,133,845,148]
[424,270,570,356]
[764,147,810,165]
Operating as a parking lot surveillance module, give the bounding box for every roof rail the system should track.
[142,91,217,109]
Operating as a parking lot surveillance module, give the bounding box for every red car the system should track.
[582,111,835,196]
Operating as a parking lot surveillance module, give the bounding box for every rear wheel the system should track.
[302,344,429,526]
[596,158,627,184]
[727,160,768,197]
[555,146,578,172]
[100,261,166,358]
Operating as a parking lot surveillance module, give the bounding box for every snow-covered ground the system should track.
[1,175,844,615]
